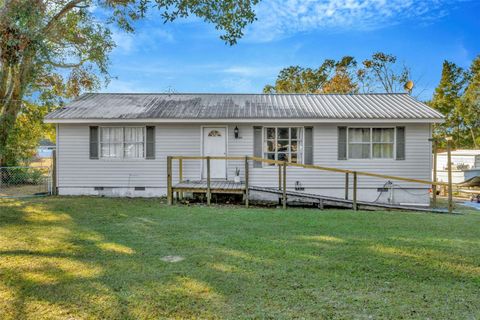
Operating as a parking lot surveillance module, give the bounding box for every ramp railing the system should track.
[167,156,453,213]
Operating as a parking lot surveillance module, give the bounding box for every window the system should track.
[372,128,394,159]
[348,127,395,159]
[100,127,145,158]
[208,130,222,137]
[100,127,123,158]
[348,128,370,159]
[263,127,303,165]
[124,127,145,158]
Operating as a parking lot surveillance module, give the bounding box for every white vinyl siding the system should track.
[57,124,201,188]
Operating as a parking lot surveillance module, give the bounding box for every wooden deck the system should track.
[173,180,246,194]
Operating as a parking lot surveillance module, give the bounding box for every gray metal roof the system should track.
[45,93,444,121]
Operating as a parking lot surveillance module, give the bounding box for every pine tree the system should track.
[429,61,466,147]
[462,56,480,148]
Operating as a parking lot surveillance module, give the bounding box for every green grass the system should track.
[0,197,479,319]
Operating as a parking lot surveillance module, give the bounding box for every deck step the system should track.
[249,186,450,214]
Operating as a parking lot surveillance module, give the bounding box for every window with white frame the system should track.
[100,127,145,158]
[348,127,395,159]
[263,127,303,165]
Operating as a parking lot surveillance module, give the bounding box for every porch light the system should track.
[234,126,239,139]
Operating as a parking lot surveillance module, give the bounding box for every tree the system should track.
[0,0,258,166]
[429,60,467,147]
[357,52,411,94]
[264,52,415,95]
[461,55,480,148]
[263,61,336,94]
[3,102,54,166]
[322,56,358,94]
[263,58,359,94]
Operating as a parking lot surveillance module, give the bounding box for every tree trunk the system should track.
[0,101,21,167]
[471,127,478,149]
[0,51,34,166]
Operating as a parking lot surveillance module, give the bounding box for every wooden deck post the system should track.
[352,171,357,211]
[278,163,282,205]
[52,149,57,195]
[446,138,453,213]
[431,139,437,208]
[167,156,173,205]
[206,156,211,206]
[344,172,349,200]
[282,161,287,209]
[318,199,324,210]
[244,156,249,208]
[178,158,183,200]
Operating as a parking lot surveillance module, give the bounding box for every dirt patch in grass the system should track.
[0,184,48,197]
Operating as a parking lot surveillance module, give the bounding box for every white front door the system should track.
[203,127,227,179]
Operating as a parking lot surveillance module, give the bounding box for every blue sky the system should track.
[102,0,480,101]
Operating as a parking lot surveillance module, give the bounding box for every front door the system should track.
[203,127,227,179]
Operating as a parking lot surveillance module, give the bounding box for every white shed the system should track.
[436,150,480,170]
[436,150,480,184]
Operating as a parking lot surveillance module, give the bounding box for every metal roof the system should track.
[45,93,444,122]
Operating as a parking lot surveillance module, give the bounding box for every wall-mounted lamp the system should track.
[234,126,239,139]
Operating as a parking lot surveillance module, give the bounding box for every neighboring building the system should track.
[436,150,480,184]
[44,93,444,205]
[36,139,56,158]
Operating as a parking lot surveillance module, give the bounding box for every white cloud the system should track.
[111,26,175,55]
[246,0,470,42]
[152,29,175,43]
[113,63,279,79]
[114,63,222,75]
[111,29,134,54]
[221,66,280,77]
[220,77,256,92]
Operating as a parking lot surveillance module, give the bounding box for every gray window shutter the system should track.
[338,126,347,160]
[253,126,262,168]
[304,127,313,165]
[89,126,99,159]
[146,126,155,160]
[396,126,405,160]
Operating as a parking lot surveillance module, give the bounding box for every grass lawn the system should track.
[0,197,479,319]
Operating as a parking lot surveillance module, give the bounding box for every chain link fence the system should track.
[0,166,52,198]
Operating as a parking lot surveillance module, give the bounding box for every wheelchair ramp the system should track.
[249,186,450,214]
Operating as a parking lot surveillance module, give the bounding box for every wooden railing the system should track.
[167,156,249,207]
[167,156,454,212]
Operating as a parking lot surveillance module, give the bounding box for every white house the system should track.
[44,93,444,205]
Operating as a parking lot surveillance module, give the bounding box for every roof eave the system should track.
[44,117,445,124]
